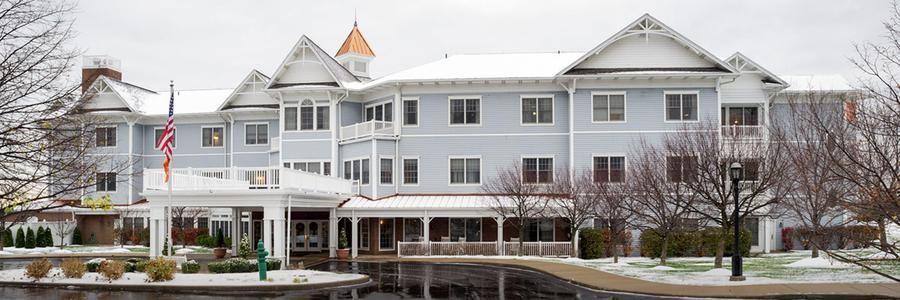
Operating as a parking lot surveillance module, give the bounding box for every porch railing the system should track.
[143,167,352,195]
[340,120,394,142]
[721,125,766,138]
[397,241,572,257]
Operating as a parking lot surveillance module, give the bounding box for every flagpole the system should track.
[166,80,174,257]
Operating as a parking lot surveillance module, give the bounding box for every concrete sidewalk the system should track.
[364,257,900,299]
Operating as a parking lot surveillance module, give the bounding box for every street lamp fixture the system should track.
[729,162,745,281]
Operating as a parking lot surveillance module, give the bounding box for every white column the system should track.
[329,208,338,258]
[264,206,286,266]
[495,217,505,255]
[421,216,431,242]
[351,216,359,259]
[149,205,165,258]
[231,207,240,255]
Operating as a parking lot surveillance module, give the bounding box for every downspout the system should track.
[558,79,577,182]
[331,90,348,177]
[394,85,401,194]
[229,114,235,168]
[123,115,139,205]
[220,112,234,167]
[278,92,284,168]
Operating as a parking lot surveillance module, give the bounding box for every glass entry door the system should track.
[291,220,325,252]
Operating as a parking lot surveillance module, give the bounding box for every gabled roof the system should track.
[725,52,788,86]
[336,23,375,57]
[557,14,738,76]
[84,75,155,112]
[217,69,276,111]
[781,75,853,92]
[83,76,232,116]
[265,35,359,90]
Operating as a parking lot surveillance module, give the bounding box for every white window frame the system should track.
[521,155,555,184]
[358,218,370,250]
[95,125,117,148]
[200,126,224,148]
[243,122,269,146]
[448,96,481,126]
[663,90,701,123]
[664,153,699,183]
[96,172,117,192]
[447,218,485,242]
[363,100,393,122]
[153,126,176,149]
[283,105,299,131]
[402,97,419,127]
[520,94,554,126]
[379,155,394,185]
[342,156,371,186]
[282,160,331,175]
[448,155,482,186]
[401,156,420,186]
[591,153,627,183]
[591,91,627,123]
[378,218,395,251]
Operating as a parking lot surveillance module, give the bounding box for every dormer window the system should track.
[354,62,367,73]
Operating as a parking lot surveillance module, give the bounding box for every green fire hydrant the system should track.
[257,239,268,281]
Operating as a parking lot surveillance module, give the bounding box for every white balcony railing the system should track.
[721,125,766,139]
[340,120,394,142]
[143,167,352,195]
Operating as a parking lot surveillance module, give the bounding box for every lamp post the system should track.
[729,162,745,281]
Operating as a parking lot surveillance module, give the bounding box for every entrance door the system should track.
[252,220,262,250]
[291,220,324,252]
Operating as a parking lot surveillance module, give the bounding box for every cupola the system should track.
[335,21,375,79]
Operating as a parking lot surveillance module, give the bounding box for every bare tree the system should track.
[626,140,698,266]
[171,206,205,249]
[0,0,128,247]
[544,169,597,257]
[590,171,634,263]
[51,212,76,246]
[483,163,546,255]
[664,121,789,268]
[774,92,854,258]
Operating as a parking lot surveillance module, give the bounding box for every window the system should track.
[403,218,423,242]
[379,218,394,250]
[343,158,370,185]
[359,218,369,249]
[245,123,268,145]
[316,106,330,130]
[380,158,393,185]
[449,218,482,242]
[743,217,760,246]
[300,100,314,130]
[403,158,418,185]
[284,107,298,131]
[522,157,553,184]
[197,217,209,229]
[449,97,480,125]
[403,99,418,126]
[665,92,699,121]
[364,102,392,122]
[593,156,626,183]
[354,62,367,73]
[202,127,224,148]
[666,155,697,183]
[95,126,116,147]
[449,157,480,184]
[96,172,116,192]
[521,96,553,125]
[154,128,176,148]
[721,107,759,126]
[283,161,331,176]
[721,159,760,181]
[526,219,554,242]
[593,93,626,122]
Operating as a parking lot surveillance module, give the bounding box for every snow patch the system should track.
[0,251,11,255]
[51,249,73,254]
[700,268,732,276]
[0,268,365,287]
[175,248,194,254]
[785,256,853,269]
[650,266,675,271]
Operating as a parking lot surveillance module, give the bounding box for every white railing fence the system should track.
[340,120,394,142]
[721,125,766,138]
[397,241,572,257]
[143,167,351,195]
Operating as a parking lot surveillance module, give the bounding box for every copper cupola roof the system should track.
[336,22,375,57]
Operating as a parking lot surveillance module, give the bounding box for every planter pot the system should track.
[337,248,350,260]
[213,248,227,259]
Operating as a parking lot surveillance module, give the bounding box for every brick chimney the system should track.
[81,55,121,93]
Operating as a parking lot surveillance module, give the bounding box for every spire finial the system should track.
[354,9,357,27]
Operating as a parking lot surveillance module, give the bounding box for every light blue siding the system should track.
[573,88,718,132]
[402,91,569,135]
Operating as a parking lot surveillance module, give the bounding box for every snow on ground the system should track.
[0,245,215,256]
[0,268,365,287]
[786,256,853,268]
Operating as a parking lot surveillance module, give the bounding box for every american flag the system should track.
[156,83,175,182]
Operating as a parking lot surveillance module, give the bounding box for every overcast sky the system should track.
[74,0,889,91]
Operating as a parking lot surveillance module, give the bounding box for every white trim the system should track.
[446,217,485,242]
[520,155,556,185]
[280,138,333,142]
[662,90,701,123]
[342,156,371,186]
[243,122,270,146]
[401,97,420,127]
[519,94,555,126]
[200,125,225,148]
[403,133,567,138]
[590,154,628,183]
[378,155,395,186]
[590,91,628,123]
[363,100,394,122]
[401,156,420,186]
[282,160,331,176]
[448,155,483,186]
[377,218,395,251]
[448,95,482,127]
[152,126,177,150]
[95,125,118,148]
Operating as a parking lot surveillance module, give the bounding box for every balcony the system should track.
[721,125,766,139]
[143,167,352,196]
[340,120,394,142]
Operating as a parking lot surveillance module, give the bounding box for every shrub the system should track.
[181,260,200,274]
[141,228,150,247]
[144,257,176,282]
[639,228,750,258]
[208,258,256,273]
[135,260,149,273]
[215,228,226,248]
[24,227,35,249]
[43,227,54,247]
[579,228,606,259]
[72,227,83,245]
[197,235,215,248]
[266,258,281,271]
[35,227,44,247]
[60,258,86,279]
[225,237,232,248]
[14,228,24,248]
[162,237,169,256]
[238,234,252,259]
[781,227,794,251]
[25,258,52,280]
[2,228,12,248]
[99,260,125,281]
[85,258,106,272]
[123,261,136,273]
